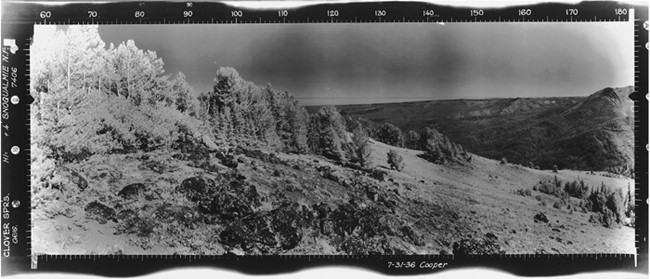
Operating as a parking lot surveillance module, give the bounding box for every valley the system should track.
[334,86,635,175]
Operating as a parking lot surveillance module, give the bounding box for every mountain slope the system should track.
[335,86,634,175]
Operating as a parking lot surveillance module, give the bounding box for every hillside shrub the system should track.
[387,150,405,172]
[405,130,420,150]
[552,199,567,210]
[585,183,627,228]
[589,207,618,228]
[514,188,532,197]
[420,127,467,164]
[564,179,589,199]
[535,176,563,197]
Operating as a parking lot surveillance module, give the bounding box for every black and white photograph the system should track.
[29,19,636,258]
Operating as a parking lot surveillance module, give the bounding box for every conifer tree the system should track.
[351,126,372,169]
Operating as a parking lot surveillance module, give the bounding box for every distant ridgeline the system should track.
[333,86,635,176]
[33,26,467,171]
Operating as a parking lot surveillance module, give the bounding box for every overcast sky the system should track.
[95,22,633,105]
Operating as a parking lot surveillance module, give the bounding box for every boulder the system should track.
[85,201,116,224]
[202,134,218,151]
[452,236,504,255]
[370,169,388,181]
[272,169,286,177]
[117,183,147,199]
[67,168,88,191]
[176,176,212,202]
[116,209,137,221]
[51,166,88,191]
[534,212,549,223]
[138,160,168,174]
[88,164,122,183]
[270,203,307,250]
[210,193,253,221]
[399,225,425,246]
[154,203,196,225]
[221,155,239,169]
[219,212,277,250]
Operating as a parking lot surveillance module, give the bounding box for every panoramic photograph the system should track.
[30,22,635,255]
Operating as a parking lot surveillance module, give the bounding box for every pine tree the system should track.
[172,72,193,113]
[287,100,309,153]
[351,126,372,169]
[310,105,348,162]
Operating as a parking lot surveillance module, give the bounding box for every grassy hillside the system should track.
[332,86,634,175]
[33,138,634,255]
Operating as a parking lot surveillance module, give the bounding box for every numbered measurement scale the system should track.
[1,0,648,277]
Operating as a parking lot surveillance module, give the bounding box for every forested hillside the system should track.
[32,26,338,175]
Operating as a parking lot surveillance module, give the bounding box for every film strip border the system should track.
[0,0,648,276]
[632,1,650,273]
[0,1,637,24]
[27,253,641,276]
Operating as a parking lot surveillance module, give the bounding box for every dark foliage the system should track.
[375,123,405,147]
[563,179,589,199]
[420,127,468,164]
